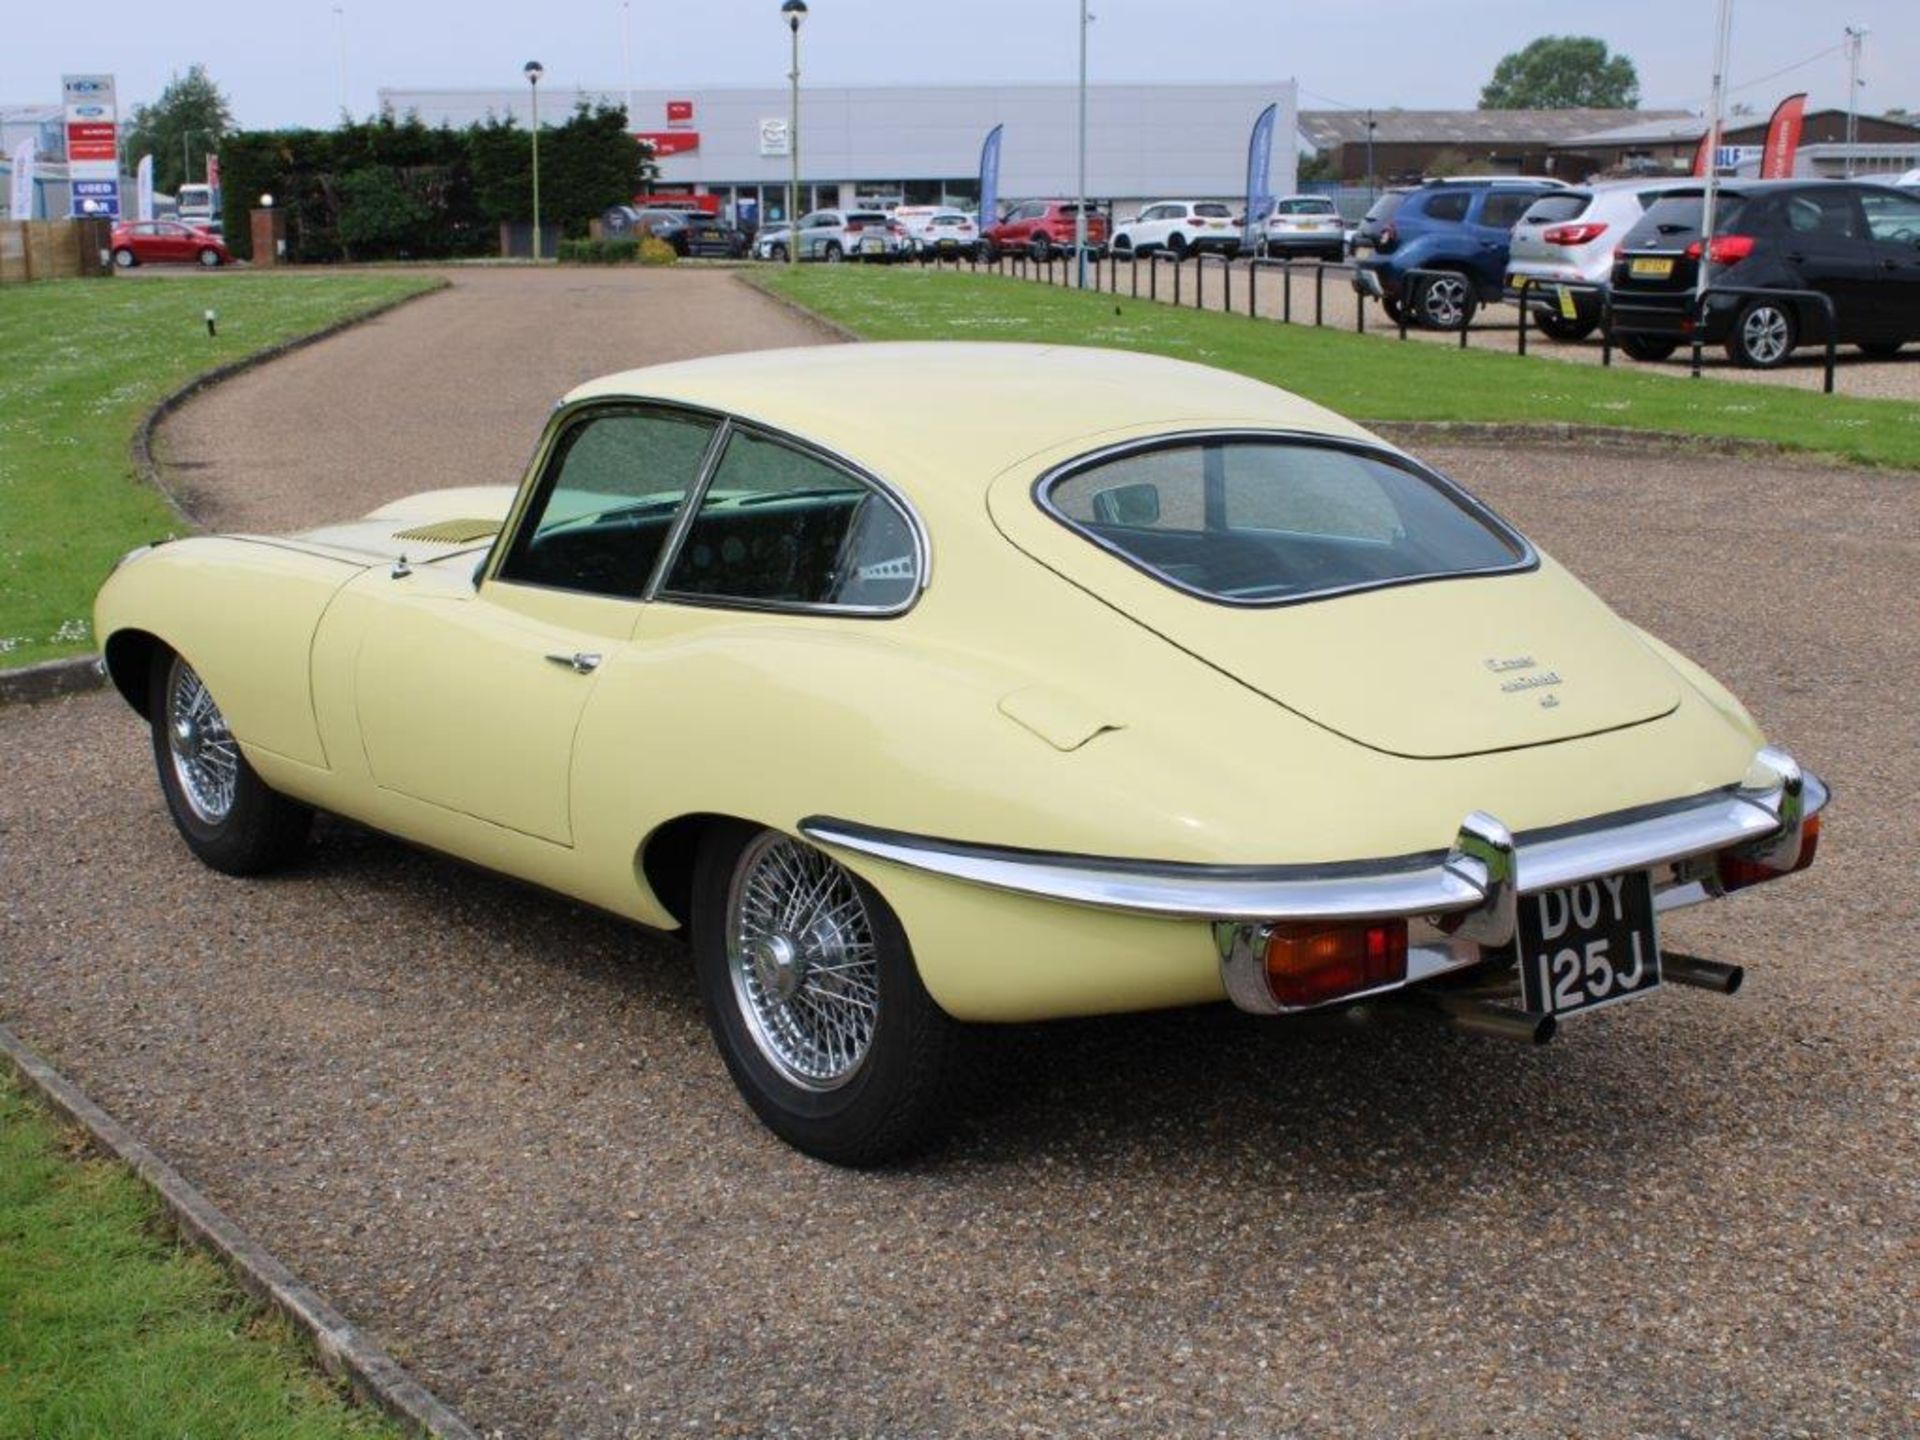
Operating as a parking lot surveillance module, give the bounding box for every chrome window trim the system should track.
[652,418,931,620]
[1032,429,1538,611]
[799,748,1828,924]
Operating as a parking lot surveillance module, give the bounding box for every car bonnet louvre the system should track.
[390,518,503,545]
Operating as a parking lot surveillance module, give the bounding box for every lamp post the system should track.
[1843,26,1869,179]
[524,61,545,261]
[782,0,807,267]
[1074,0,1089,289]
[1365,110,1377,201]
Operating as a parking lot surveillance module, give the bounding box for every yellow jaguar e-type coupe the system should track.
[95,343,1826,1163]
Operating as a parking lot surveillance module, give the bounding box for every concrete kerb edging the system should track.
[0,278,451,710]
[734,271,862,343]
[0,1022,480,1440]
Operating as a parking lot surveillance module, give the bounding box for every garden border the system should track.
[0,1021,480,1440]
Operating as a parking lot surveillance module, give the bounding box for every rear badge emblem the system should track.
[1486,656,1564,707]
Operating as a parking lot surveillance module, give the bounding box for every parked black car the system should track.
[679,214,750,259]
[1609,180,1920,366]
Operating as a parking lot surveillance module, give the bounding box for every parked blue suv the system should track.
[1351,179,1566,329]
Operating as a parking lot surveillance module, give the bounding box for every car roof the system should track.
[565,344,1375,511]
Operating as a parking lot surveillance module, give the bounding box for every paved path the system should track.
[4,269,1917,1438]
[156,266,834,532]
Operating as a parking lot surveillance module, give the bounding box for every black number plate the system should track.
[1517,871,1662,1018]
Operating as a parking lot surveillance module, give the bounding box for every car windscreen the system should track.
[1275,197,1337,214]
[1625,193,1749,244]
[1520,193,1591,224]
[1041,437,1529,607]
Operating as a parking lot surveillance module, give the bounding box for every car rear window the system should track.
[1364,193,1407,222]
[1627,193,1750,243]
[1041,437,1528,607]
[1275,197,1337,214]
[848,212,889,223]
[1520,193,1591,224]
[1194,203,1233,217]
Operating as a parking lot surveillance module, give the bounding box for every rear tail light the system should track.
[1379,224,1397,250]
[1261,919,1407,1009]
[1683,234,1755,265]
[1543,222,1608,246]
[1717,813,1821,893]
[846,221,865,234]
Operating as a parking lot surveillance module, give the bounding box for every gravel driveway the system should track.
[3,267,1916,1438]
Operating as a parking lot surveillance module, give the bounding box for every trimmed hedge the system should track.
[219,105,652,263]
[558,235,678,265]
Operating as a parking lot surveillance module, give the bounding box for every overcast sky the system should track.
[6,0,1914,129]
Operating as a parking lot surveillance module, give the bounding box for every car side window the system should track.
[1478,193,1535,229]
[1782,191,1863,241]
[1861,189,1920,243]
[496,407,721,600]
[1422,191,1470,223]
[662,429,920,612]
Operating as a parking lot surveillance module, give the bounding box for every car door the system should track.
[1468,190,1538,292]
[159,222,196,262]
[351,404,722,845]
[1772,187,1878,341]
[1859,186,1920,339]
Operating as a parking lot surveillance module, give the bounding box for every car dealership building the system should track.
[377,82,1303,224]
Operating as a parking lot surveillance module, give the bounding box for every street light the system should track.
[1074,1,1089,289]
[524,61,545,261]
[782,0,807,268]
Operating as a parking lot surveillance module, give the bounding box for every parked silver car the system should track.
[1258,195,1347,261]
[789,209,913,263]
[1505,178,1700,341]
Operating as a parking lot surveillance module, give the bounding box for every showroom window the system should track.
[661,429,921,612]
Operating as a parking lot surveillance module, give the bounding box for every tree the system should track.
[124,65,235,194]
[1479,37,1639,110]
[334,166,432,259]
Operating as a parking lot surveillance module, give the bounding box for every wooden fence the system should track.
[0,220,112,285]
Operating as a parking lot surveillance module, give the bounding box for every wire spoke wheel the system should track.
[165,656,239,824]
[726,833,881,1091]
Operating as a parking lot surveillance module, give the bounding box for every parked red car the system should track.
[982,200,1108,260]
[110,220,233,269]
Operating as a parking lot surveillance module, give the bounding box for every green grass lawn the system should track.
[0,1078,401,1440]
[758,267,1920,470]
[0,273,440,669]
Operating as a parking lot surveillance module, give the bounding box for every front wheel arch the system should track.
[103,628,164,714]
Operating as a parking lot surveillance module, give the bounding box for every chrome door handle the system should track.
[545,652,602,674]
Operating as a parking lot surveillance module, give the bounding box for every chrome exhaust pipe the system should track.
[1662,952,1744,995]
[1415,992,1555,1045]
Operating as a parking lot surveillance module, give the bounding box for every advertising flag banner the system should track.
[978,124,1004,226]
[8,138,35,220]
[63,73,120,218]
[1760,93,1808,179]
[136,153,154,221]
[1243,102,1278,252]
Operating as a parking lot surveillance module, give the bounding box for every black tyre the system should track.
[823,240,843,263]
[692,822,964,1166]
[767,243,789,262]
[148,651,311,876]
[1619,333,1679,363]
[197,247,222,268]
[1167,232,1190,260]
[1534,310,1598,343]
[1380,293,1406,325]
[1029,234,1053,261]
[112,246,137,269]
[1726,298,1796,369]
[1857,340,1904,359]
[1414,271,1475,330]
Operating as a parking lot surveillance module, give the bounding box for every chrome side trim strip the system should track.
[798,752,1827,924]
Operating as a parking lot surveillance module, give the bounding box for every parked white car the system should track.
[1504,178,1702,341]
[1111,201,1240,258]
[787,209,913,263]
[1258,195,1347,261]
[894,206,981,257]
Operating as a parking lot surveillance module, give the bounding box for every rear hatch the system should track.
[987,433,1681,760]
[1613,189,1752,304]
[1508,190,1596,279]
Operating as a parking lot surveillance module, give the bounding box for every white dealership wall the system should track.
[376,82,1303,212]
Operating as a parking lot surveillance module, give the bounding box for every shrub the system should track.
[557,234,678,265]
